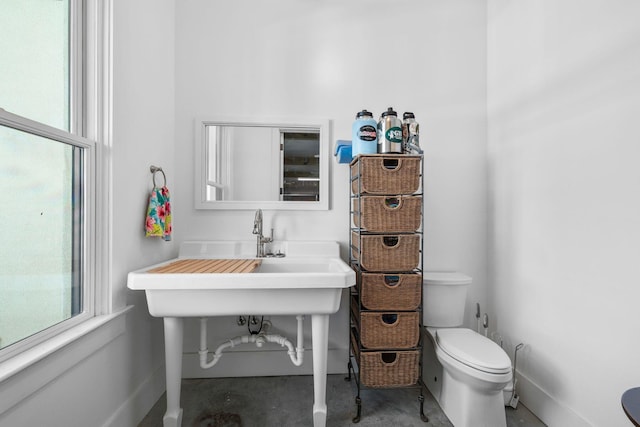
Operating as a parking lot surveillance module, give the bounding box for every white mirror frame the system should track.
[195,117,330,210]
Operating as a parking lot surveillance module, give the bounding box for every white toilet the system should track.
[422,272,512,427]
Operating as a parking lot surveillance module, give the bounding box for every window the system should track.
[0,0,105,360]
[281,131,320,202]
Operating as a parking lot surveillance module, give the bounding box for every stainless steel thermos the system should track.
[402,112,420,153]
[377,107,403,154]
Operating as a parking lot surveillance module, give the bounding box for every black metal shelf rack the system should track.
[346,154,427,423]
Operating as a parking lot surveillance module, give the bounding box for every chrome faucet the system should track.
[252,209,272,257]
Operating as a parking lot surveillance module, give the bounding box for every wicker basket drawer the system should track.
[359,272,422,311]
[351,232,420,272]
[359,350,420,388]
[351,154,421,195]
[353,195,422,233]
[359,311,420,349]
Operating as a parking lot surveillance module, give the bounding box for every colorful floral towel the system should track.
[145,186,172,241]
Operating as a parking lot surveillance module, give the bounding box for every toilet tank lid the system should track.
[423,272,472,286]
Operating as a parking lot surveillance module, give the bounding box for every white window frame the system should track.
[0,0,114,371]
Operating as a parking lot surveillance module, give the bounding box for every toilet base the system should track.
[440,369,507,427]
[422,328,509,427]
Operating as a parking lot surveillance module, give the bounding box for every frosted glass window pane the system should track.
[0,125,82,350]
[0,0,70,130]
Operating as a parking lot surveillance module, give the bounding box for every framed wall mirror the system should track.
[195,117,330,210]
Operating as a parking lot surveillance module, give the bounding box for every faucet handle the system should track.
[262,228,274,243]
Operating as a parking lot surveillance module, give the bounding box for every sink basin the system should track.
[127,240,355,317]
[127,240,355,427]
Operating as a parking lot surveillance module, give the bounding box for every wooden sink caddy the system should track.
[148,258,261,274]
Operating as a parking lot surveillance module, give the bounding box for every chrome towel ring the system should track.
[150,165,167,188]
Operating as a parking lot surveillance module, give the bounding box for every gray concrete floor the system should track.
[139,375,546,427]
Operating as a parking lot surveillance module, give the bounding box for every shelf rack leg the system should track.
[419,392,429,422]
[353,396,362,424]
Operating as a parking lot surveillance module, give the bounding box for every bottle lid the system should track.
[381,107,397,118]
[403,112,415,119]
[356,110,373,119]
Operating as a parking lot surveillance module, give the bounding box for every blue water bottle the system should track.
[352,110,378,159]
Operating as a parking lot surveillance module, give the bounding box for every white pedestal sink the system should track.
[127,241,355,427]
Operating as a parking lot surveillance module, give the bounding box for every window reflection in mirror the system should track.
[281,132,320,201]
[206,125,281,202]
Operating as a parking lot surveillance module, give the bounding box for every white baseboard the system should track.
[516,370,593,427]
[102,364,166,427]
[182,348,349,378]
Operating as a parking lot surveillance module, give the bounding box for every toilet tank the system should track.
[423,272,472,327]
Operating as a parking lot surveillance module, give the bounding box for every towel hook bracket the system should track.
[150,165,167,188]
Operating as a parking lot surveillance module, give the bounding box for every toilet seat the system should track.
[436,328,511,374]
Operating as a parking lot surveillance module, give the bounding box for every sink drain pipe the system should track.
[199,315,305,369]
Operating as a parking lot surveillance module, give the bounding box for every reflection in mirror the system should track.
[195,118,329,210]
[282,132,320,201]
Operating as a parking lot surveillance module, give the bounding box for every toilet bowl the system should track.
[422,272,512,427]
[426,327,512,427]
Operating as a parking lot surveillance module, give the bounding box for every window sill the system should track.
[0,306,133,415]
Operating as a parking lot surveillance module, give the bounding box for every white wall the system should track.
[0,1,177,426]
[111,0,177,422]
[487,1,640,426]
[173,0,488,376]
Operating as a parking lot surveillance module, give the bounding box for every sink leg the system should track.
[311,314,329,427]
[163,317,184,427]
